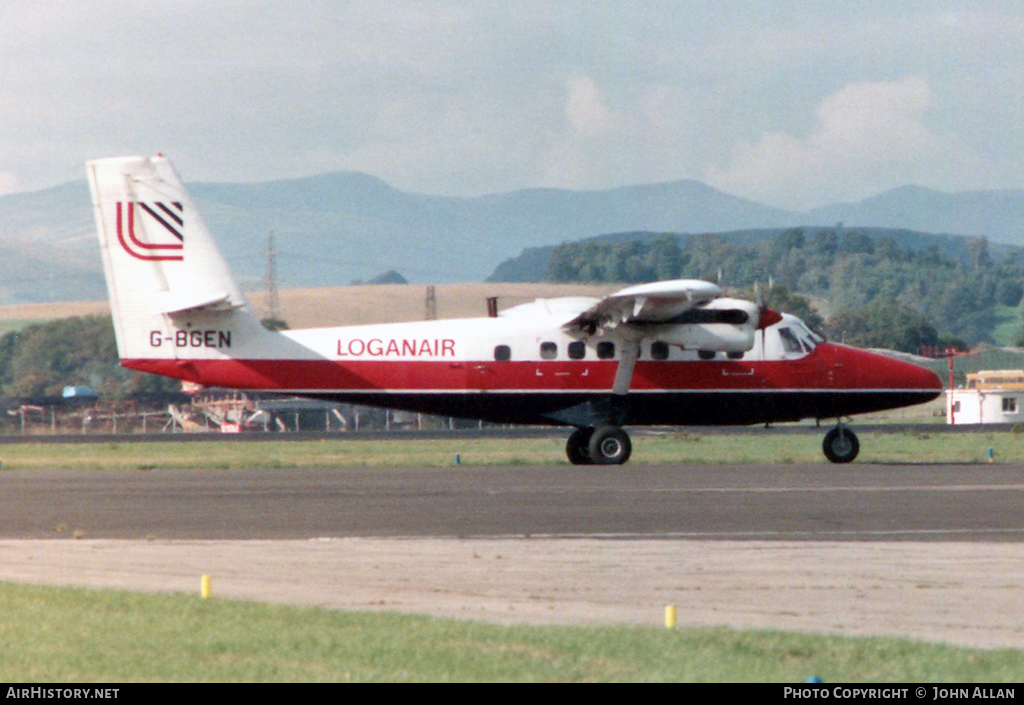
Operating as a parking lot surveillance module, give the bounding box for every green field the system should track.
[0,581,1021,683]
[0,318,31,336]
[1,430,1023,470]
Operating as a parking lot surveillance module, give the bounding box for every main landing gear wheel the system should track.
[566,426,633,465]
[588,426,632,465]
[823,426,859,464]
[566,427,594,465]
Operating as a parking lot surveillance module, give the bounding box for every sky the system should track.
[1,0,1023,211]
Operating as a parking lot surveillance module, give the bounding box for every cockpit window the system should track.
[788,320,824,352]
[778,327,804,354]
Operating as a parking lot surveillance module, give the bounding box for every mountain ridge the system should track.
[1,170,1022,304]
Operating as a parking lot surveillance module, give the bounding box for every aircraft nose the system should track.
[913,362,944,391]
[905,360,942,393]
[853,347,943,392]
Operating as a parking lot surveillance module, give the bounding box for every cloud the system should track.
[703,77,983,209]
[0,172,18,196]
[536,76,616,189]
[0,3,1020,203]
[564,76,612,138]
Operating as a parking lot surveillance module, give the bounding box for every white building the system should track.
[946,370,1024,425]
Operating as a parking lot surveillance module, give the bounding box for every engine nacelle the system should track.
[650,297,760,353]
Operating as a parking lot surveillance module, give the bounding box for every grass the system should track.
[2,430,1024,470]
[0,581,1020,683]
[990,302,1024,347]
[0,319,31,336]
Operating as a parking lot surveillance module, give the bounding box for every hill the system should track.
[808,186,1024,242]
[490,227,1024,346]
[488,227,1024,282]
[2,170,1024,304]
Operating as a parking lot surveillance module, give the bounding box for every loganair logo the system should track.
[116,201,184,261]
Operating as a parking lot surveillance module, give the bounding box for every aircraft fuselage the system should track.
[122,313,943,428]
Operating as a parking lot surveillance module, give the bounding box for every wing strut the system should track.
[612,340,641,395]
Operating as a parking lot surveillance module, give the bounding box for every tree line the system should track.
[544,229,1024,351]
[0,315,178,399]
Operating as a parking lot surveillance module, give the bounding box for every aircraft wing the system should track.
[562,279,724,335]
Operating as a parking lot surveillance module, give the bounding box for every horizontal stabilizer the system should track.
[156,290,236,315]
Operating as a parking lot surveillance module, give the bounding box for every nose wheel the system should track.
[823,425,859,463]
[566,426,633,465]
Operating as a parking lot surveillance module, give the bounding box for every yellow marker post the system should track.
[201,574,211,599]
[665,605,677,629]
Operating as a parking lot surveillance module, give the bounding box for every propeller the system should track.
[755,278,782,330]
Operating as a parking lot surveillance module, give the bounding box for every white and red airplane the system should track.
[87,155,943,464]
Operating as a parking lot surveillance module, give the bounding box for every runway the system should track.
[2,462,1023,649]
[0,463,1021,541]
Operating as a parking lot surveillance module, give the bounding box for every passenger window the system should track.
[494,345,511,362]
[540,342,558,360]
[650,341,669,360]
[597,341,616,359]
[568,341,586,360]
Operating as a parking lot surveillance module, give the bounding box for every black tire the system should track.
[566,427,594,465]
[823,427,859,463]
[588,426,632,465]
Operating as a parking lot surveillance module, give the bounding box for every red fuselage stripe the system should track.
[122,344,943,395]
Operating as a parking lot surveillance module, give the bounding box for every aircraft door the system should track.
[468,344,508,392]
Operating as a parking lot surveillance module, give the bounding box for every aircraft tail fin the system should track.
[87,155,269,370]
